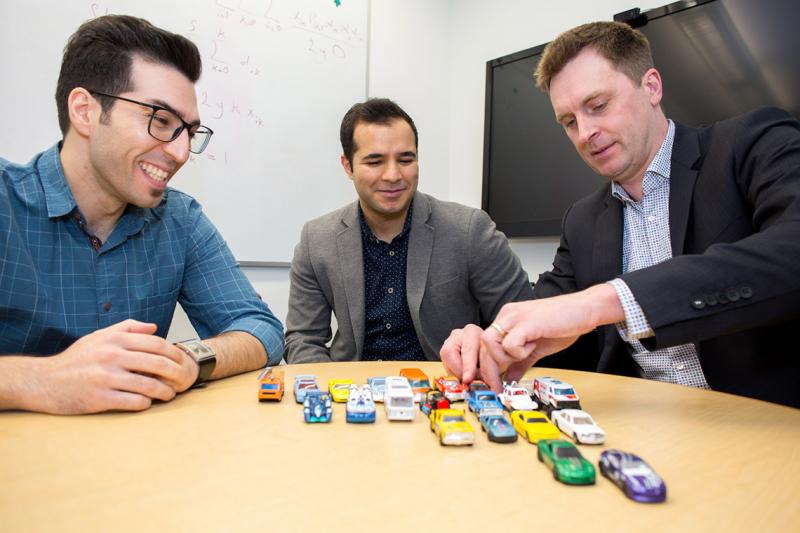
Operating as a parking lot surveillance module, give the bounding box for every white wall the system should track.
[169,0,668,341]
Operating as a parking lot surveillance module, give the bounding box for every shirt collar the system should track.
[37,142,159,225]
[358,203,414,244]
[612,119,675,204]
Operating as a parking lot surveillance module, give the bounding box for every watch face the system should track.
[183,340,215,360]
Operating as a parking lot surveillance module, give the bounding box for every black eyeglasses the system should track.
[89,91,214,154]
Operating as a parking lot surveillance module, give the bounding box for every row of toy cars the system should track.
[258,368,665,502]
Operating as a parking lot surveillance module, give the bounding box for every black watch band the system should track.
[175,339,217,388]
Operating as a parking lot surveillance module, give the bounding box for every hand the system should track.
[440,324,483,384]
[28,319,198,414]
[478,284,623,390]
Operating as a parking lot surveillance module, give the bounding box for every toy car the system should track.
[551,409,606,444]
[257,367,284,402]
[510,410,560,444]
[328,378,354,403]
[467,390,504,417]
[517,378,535,397]
[384,376,416,421]
[399,368,431,402]
[303,390,332,423]
[465,380,490,402]
[434,375,466,402]
[346,385,376,423]
[599,450,667,503]
[499,382,538,411]
[430,408,474,446]
[479,413,518,443]
[420,389,450,415]
[537,439,596,485]
[294,374,319,404]
[533,376,581,416]
[367,376,387,403]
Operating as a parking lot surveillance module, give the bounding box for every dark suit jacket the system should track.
[285,192,533,363]
[534,107,800,407]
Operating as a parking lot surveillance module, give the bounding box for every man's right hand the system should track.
[2,319,193,414]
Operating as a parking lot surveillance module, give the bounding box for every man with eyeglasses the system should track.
[0,15,284,414]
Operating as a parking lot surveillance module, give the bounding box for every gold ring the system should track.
[490,322,508,338]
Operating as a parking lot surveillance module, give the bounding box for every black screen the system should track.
[482,0,800,237]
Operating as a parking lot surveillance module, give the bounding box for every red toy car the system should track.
[434,375,466,402]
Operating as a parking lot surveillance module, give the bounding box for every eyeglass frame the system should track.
[88,90,214,154]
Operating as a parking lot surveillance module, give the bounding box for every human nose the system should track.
[382,160,402,182]
[576,116,599,145]
[163,127,191,164]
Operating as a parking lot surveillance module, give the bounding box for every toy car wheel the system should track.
[527,432,534,444]
[553,469,559,482]
[553,418,559,429]
[439,435,445,447]
[573,432,580,443]
[537,448,543,462]
[545,405,553,418]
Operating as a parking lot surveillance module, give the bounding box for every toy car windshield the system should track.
[392,397,413,407]
[556,387,576,395]
[554,447,581,459]
[573,416,593,424]
[442,415,466,423]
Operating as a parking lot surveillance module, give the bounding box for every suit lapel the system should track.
[669,123,701,255]
[406,193,433,324]
[337,202,365,357]
[592,187,624,285]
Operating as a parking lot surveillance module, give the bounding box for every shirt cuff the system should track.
[222,317,285,366]
[607,279,655,341]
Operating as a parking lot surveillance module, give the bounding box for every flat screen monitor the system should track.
[482,0,800,237]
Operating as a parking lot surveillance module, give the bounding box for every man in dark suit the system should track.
[285,98,533,363]
[441,21,800,407]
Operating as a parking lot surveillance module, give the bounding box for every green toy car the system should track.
[537,439,596,485]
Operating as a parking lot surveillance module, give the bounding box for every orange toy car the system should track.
[257,368,285,401]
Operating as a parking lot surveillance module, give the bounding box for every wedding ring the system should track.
[490,322,508,338]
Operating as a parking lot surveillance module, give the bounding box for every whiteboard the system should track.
[0,0,368,264]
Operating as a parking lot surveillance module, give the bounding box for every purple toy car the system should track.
[598,450,667,503]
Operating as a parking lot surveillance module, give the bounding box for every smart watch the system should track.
[174,339,217,388]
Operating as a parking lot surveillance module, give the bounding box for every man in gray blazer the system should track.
[285,98,533,363]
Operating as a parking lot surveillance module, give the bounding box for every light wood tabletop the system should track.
[2,361,798,532]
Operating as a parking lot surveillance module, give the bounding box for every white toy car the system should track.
[367,377,386,403]
[533,376,581,416]
[346,385,376,423]
[498,382,538,411]
[551,409,606,444]
[384,376,416,421]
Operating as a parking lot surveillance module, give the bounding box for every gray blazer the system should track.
[285,192,533,363]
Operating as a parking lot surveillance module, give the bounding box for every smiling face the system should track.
[341,118,419,227]
[88,56,199,210]
[549,47,667,193]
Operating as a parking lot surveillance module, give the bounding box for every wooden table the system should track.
[2,362,799,532]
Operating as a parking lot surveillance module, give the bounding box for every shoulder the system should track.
[562,184,612,225]
[697,107,799,145]
[419,192,487,227]
[300,201,358,236]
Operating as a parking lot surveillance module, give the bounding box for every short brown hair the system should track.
[340,98,418,166]
[55,15,202,135]
[534,21,653,92]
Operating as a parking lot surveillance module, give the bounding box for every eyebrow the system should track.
[555,91,606,124]
[151,98,201,126]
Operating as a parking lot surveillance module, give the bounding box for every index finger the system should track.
[116,332,184,364]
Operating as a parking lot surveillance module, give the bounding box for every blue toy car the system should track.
[303,390,333,423]
[467,390,504,416]
[479,413,518,443]
[599,450,667,503]
[294,374,319,404]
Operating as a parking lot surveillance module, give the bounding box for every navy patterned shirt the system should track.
[0,144,284,364]
[358,204,425,361]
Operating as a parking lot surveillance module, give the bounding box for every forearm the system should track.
[203,331,268,380]
[0,356,49,411]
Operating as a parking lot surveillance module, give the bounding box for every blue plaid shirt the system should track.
[0,144,284,364]
[608,121,709,388]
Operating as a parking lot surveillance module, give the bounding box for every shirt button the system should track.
[675,363,685,370]
[387,288,394,294]
[103,302,112,312]
[388,251,395,257]
[647,215,656,222]
[385,323,392,330]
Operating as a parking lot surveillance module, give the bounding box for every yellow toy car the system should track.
[328,379,354,403]
[430,408,474,446]
[510,410,560,444]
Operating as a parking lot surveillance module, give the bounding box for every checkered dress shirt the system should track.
[607,121,710,388]
[0,143,284,363]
